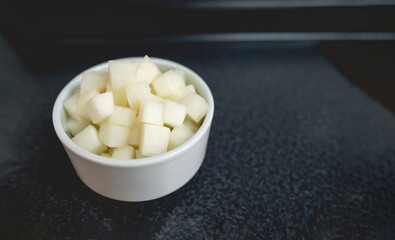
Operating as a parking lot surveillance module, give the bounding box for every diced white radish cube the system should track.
[167,84,196,102]
[100,152,111,158]
[108,106,136,128]
[66,118,89,136]
[152,69,185,98]
[77,89,99,120]
[166,92,183,102]
[137,55,161,85]
[140,124,170,156]
[86,92,115,124]
[127,122,141,147]
[148,94,164,103]
[107,148,115,155]
[99,121,131,147]
[106,79,112,91]
[139,100,164,126]
[114,89,129,106]
[135,149,146,159]
[106,81,128,106]
[80,71,108,93]
[183,116,199,133]
[163,100,187,127]
[168,125,194,150]
[180,92,209,123]
[112,145,135,159]
[184,84,196,94]
[64,93,84,121]
[109,59,140,90]
[125,80,151,109]
[150,84,157,95]
[182,85,197,102]
[72,125,107,154]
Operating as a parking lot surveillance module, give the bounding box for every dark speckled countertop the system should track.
[0,34,394,239]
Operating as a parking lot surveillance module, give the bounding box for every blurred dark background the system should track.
[1,0,395,111]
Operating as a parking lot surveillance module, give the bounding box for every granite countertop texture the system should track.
[0,35,394,239]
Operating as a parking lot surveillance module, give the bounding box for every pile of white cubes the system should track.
[63,56,209,159]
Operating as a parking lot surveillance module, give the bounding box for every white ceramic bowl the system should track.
[52,57,214,202]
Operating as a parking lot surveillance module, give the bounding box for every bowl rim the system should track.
[52,57,214,168]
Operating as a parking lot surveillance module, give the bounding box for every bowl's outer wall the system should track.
[64,128,209,201]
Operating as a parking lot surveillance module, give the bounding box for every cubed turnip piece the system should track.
[86,92,115,124]
[140,124,170,156]
[72,125,107,154]
[108,106,136,128]
[183,116,199,133]
[66,118,89,136]
[150,84,157,95]
[148,94,164,103]
[180,92,209,123]
[113,89,129,106]
[139,100,164,126]
[137,55,161,85]
[100,152,111,158]
[168,125,194,150]
[109,59,140,90]
[167,84,196,102]
[152,69,185,98]
[128,122,141,147]
[125,80,151,109]
[112,145,136,159]
[106,81,128,106]
[77,89,99,120]
[163,100,187,127]
[107,148,115,155]
[184,84,196,94]
[64,93,84,121]
[99,121,131,147]
[135,149,146,159]
[80,71,108,93]
[106,79,112,91]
